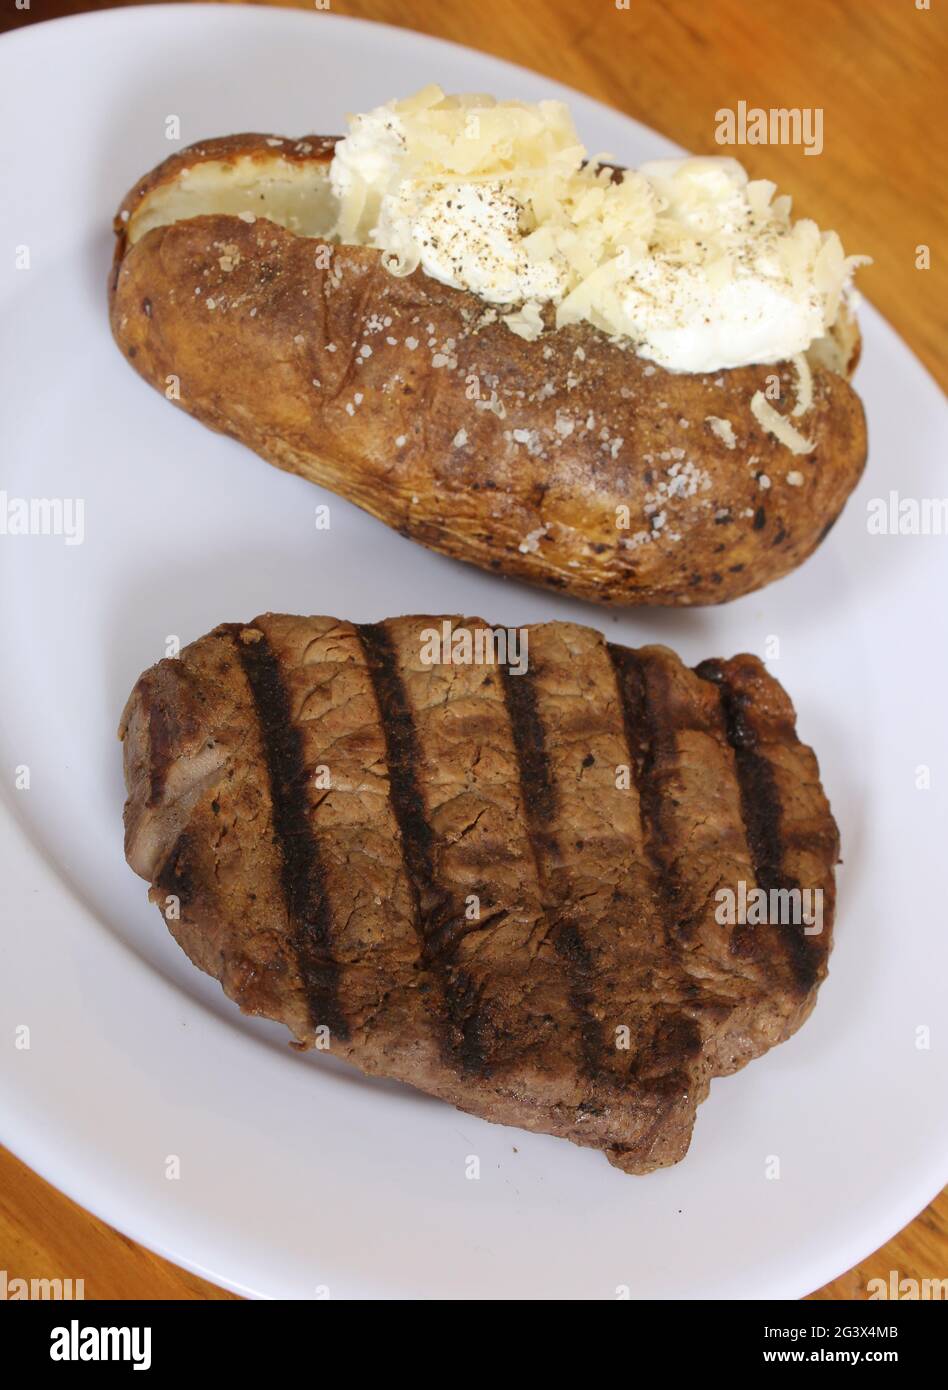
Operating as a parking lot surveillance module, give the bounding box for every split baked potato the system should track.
[109,132,867,605]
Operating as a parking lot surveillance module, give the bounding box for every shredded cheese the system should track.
[750,392,814,455]
[791,352,813,416]
[326,86,870,371]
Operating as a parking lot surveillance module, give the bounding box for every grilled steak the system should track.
[120,615,839,1173]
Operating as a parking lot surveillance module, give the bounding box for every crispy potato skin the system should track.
[110,135,868,605]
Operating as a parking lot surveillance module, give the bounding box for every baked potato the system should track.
[109,130,867,605]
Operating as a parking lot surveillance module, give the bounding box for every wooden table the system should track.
[1,0,944,1301]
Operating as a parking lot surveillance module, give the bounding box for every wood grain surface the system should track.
[1,0,944,1302]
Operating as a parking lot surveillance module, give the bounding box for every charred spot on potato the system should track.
[753,506,767,531]
[772,524,787,546]
[127,346,137,359]
[818,512,841,542]
[714,510,732,525]
[729,563,745,573]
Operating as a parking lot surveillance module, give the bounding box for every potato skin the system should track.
[110,136,867,605]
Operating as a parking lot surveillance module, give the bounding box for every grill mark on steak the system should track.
[499,660,603,1081]
[355,624,440,907]
[154,828,196,908]
[606,644,685,950]
[694,658,814,993]
[498,665,557,831]
[230,623,349,1042]
[605,644,705,1087]
[356,621,490,1078]
[146,697,175,810]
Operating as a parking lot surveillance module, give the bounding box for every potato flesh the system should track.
[128,158,338,245]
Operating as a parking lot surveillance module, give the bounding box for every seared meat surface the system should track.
[120,615,839,1172]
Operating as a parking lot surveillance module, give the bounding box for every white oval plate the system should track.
[0,3,945,1300]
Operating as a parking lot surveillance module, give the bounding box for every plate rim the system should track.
[1,0,945,1301]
